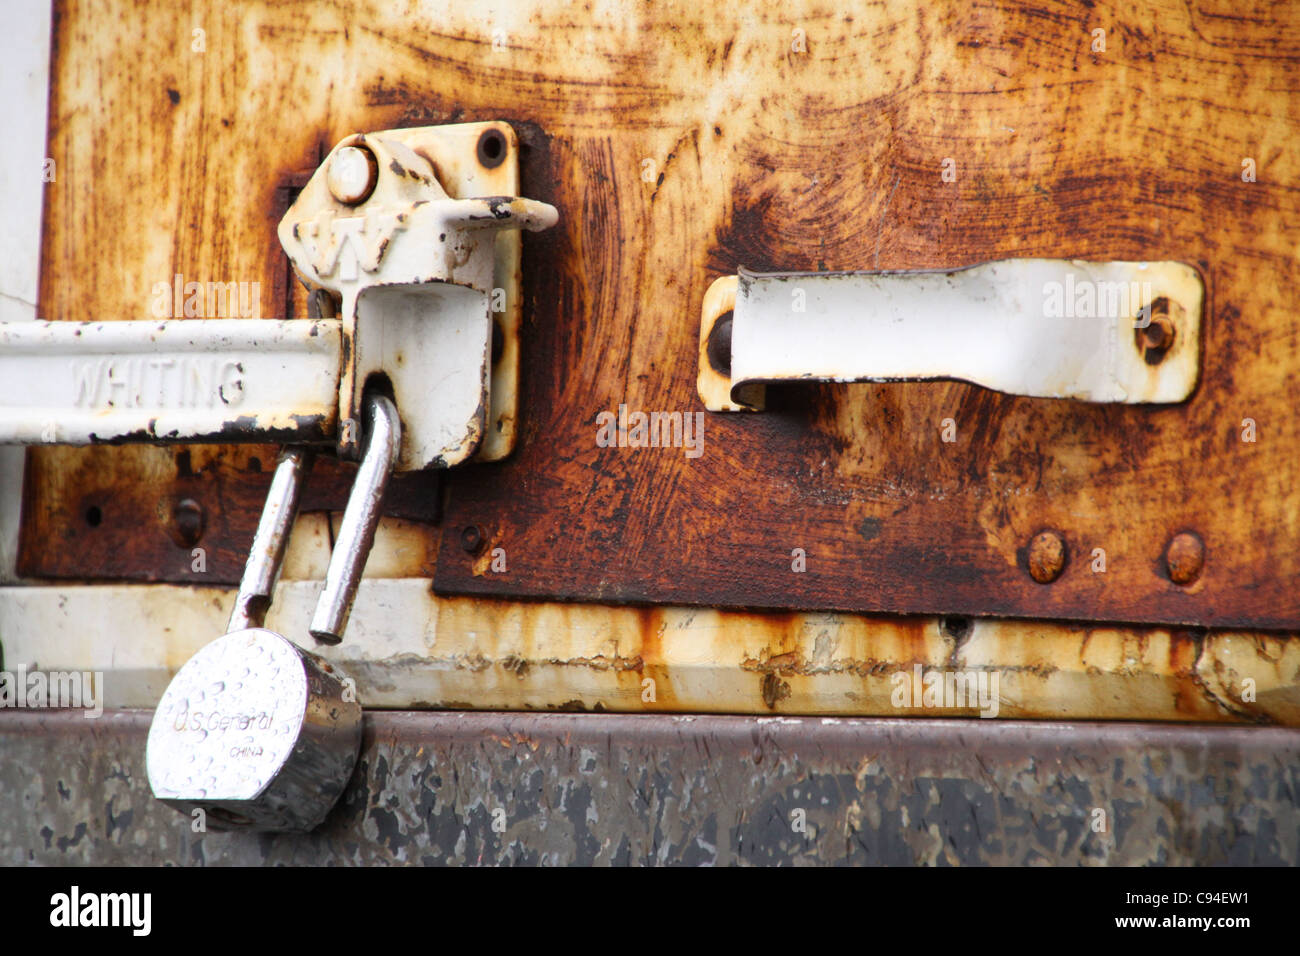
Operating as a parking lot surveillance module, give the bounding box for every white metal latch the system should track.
[698,259,1203,411]
[0,122,558,471]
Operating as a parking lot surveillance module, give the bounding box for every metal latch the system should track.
[698,259,1203,411]
[0,123,558,470]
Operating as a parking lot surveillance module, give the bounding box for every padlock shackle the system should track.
[228,448,314,632]
[309,392,401,645]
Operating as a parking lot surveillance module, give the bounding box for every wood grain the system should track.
[32,0,1300,627]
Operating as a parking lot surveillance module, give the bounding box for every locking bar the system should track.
[0,319,339,444]
[698,259,1203,411]
[0,122,558,472]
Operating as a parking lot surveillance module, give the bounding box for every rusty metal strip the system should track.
[3,709,1296,864]
[1,581,1296,723]
[16,448,439,584]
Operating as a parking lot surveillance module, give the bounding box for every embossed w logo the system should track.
[293,207,409,281]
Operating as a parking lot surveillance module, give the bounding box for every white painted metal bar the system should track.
[704,259,1203,410]
[0,319,342,444]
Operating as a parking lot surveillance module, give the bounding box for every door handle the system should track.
[698,259,1203,412]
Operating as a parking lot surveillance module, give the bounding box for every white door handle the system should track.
[698,259,1203,411]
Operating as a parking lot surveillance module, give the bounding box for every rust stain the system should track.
[760,673,792,709]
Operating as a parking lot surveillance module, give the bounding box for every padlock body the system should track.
[146,628,362,832]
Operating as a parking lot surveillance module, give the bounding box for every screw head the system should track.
[1165,532,1205,585]
[1027,530,1067,584]
[326,145,378,205]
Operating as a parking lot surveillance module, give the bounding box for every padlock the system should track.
[145,392,400,831]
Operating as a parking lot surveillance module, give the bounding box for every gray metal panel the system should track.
[2,711,1296,865]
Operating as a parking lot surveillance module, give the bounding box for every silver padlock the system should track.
[146,393,400,831]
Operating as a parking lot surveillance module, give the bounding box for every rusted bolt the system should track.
[1165,531,1205,585]
[1134,297,1176,364]
[460,525,484,554]
[1026,530,1067,583]
[476,127,507,169]
[172,498,205,547]
[706,310,734,377]
[326,144,378,205]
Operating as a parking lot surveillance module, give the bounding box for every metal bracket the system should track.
[280,123,557,469]
[699,259,1203,411]
[0,123,557,473]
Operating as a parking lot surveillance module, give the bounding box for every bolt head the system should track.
[327,145,377,205]
[1027,530,1067,584]
[1135,298,1179,364]
[460,525,484,554]
[1165,532,1205,585]
[1138,315,1176,362]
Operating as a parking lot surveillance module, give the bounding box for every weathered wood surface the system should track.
[32,0,1300,627]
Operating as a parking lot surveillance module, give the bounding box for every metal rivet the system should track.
[460,525,484,554]
[1165,532,1205,585]
[173,498,205,547]
[1027,530,1067,584]
[326,145,378,205]
[706,310,734,377]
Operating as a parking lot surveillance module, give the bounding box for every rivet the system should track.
[706,310,734,377]
[173,498,205,547]
[460,525,484,554]
[1027,530,1067,583]
[1165,532,1205,585]
[326,144,378,205]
